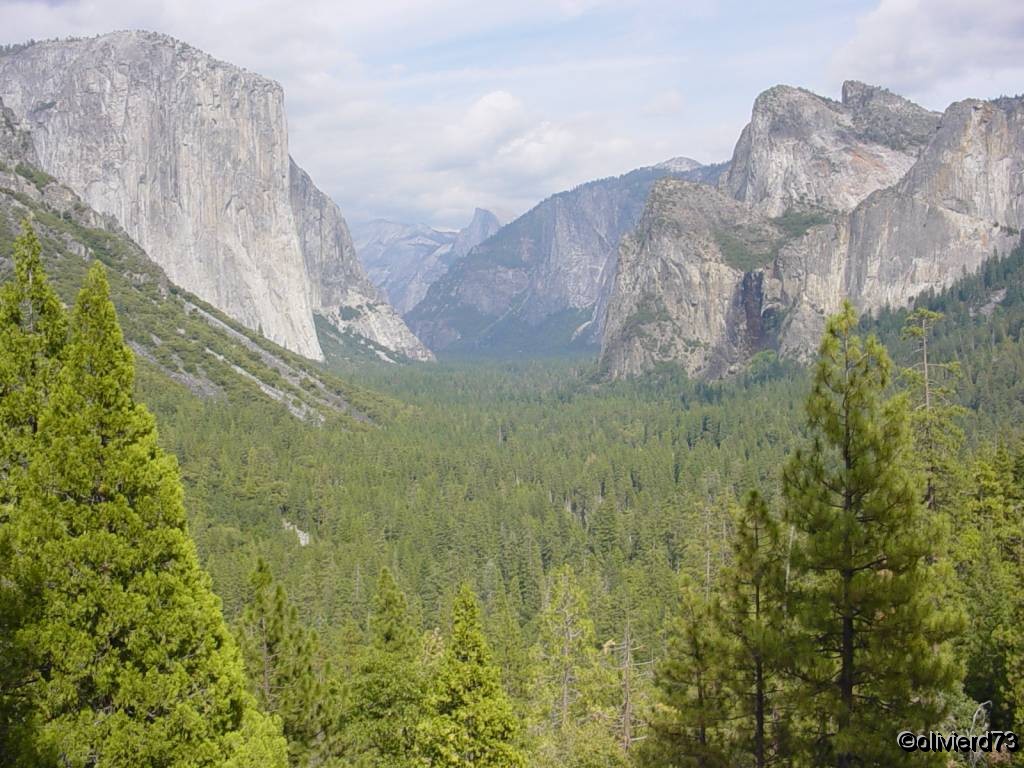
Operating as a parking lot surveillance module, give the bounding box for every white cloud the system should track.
[1,0,718,227]
[832,0,1024,109]
[16,1,992,228]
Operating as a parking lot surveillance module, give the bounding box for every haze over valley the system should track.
[3,3,1024,767]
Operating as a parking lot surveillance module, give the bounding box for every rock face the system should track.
[600,181,785,378]
[0,31,430,362]
[0,97,36,167]
[407,163,714,356]
[721,82,939,216]
[601,84,1024,378]
[355,208,501,315]
[289,159,433,361]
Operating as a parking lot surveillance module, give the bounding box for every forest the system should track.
[4,217,1024,766]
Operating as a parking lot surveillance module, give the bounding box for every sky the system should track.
[1,0,1023,228]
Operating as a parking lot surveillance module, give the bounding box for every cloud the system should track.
[643,88,685,116]
[1,0,722,227]
[12,1,990,228]
[832,0,1024,109]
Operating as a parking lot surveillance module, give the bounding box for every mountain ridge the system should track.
[406,160,719,356]
[599,82,1024,378]
[355,207,501,315]
[0,30,432,363]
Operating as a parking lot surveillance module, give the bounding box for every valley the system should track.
[2,15,1024,768]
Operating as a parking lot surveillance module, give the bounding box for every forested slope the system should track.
[0,155,397,424]
[7,182,1024,764]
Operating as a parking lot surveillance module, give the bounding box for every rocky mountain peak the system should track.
[601,82,1024,380]
[840,79,940,150]
[0,31,432,363]
[721,81,932,216]
[452,208,501,258]
[654,156,704,173]
[356,208,502,317]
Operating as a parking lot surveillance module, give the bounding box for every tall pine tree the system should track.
[237,559,328,766]
[527,565,621,768]
[0,219,68,766]
[714,491,791,768]
[15,262,287,767]
[781,301,961,767]
[642,578,730,768]
[416,583,524,768]
[343,566,424,767]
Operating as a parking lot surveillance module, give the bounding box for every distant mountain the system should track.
[406,160,718,357]
[599,81,1024,379]
[0,31,432,362]
[654,156,703,173]
[355,208,501,314]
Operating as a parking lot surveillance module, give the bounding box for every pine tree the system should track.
[416,583,524,768]
[527,565,621,768]
[1000,445,1024,731]
[781,301,962,767]
[15,263,287,767]
[900,308,965,512]
[643,578,730,768]
[237,559,328,766]
[485,584,530,709]
[344,566,424,767]
[0,219,67,765]
[951,449,1024,728]
[714,491,790,768]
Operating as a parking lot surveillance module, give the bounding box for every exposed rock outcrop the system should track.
[356,207,501,315]
[601,84,1024,378]
[0,97,36,167]
[0,31,430,362]
[600,181,785,378]
[407,162,715,356]
[289,159,433,361]
[721,82,939,216]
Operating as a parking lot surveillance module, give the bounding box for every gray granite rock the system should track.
[0,31,430,362]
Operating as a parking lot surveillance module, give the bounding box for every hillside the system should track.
[0,32,431,362]
[0,106,396,425]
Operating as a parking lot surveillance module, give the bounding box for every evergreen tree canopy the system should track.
[643,578,729,768]
[237,559,328,766]
[714,491,791,768]
[781,301,962,767]
[14,262,287,767]
[343,566,424,767]
[0,219,68,766]
[417,583,524,768]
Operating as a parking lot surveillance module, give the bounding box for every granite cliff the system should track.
[407,161,719,357]
[0,31,431,362]
[289,159,433,361]
[0,97,385,422]
[600,83,1024,378]
[355,208,501,315]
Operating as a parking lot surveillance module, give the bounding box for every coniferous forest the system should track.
[6,215,1024,768]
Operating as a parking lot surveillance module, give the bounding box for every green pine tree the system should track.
[15,262,287,767]
[642,578,730,768]
[900,308,965,513]
[781,301,962,767]
[0,219,68,765]
[416,583,524,768]
[237,559,328,766]
[714,491,791,768]
[526,565,621,768]
[343,566,424,767]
